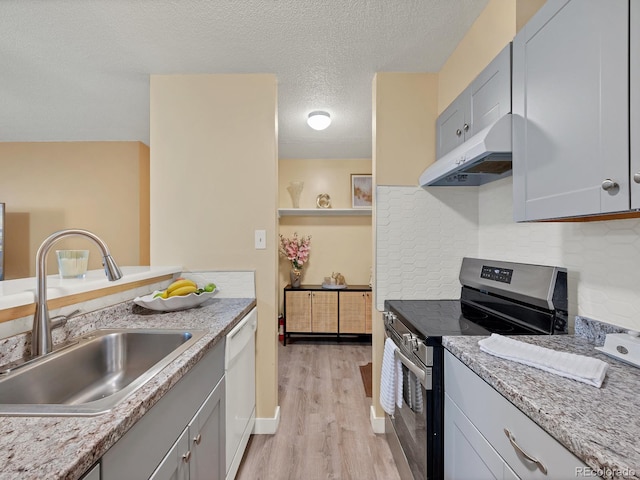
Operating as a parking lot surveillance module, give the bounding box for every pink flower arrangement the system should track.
[279,232,311,270]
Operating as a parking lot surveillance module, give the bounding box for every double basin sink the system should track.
[0,328,207,416]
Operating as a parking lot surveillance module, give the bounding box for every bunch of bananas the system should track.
[154,279,216,299]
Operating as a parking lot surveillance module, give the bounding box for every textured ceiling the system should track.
[1,0,489,159]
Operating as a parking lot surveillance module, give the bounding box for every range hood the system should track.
[419,114,512,187]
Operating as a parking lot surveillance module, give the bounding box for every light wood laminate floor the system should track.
[236,340,401,480]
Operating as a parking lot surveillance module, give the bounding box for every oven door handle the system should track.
[394,347,432,390]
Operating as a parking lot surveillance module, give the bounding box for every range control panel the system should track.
[481,265,513,284]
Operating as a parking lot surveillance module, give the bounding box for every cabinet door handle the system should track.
[193,433,202,445]
[456,128,462,137]
[463,123,469,132]
[601,179,619,193]
[634,173,640,184]
[504,429,547,475]
[182,450,192,463]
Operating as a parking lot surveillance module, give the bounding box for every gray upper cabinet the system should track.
[436,90,469,158]
[512,0,630,221]
[436,43,511,159]
[632,0,640,210]
[469,44,511,134]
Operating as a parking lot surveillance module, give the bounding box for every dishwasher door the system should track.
[225,307,257,480]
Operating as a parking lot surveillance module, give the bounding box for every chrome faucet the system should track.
[32,229,123,357]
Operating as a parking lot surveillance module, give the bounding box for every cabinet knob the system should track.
[455,128,462,137]
[182,451,192,463]
[193,433,202,445]
[601,179,620,194]
[463,123,469,132]
[634,173,640,184]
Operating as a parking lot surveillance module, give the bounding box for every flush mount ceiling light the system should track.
[307,111,331,130]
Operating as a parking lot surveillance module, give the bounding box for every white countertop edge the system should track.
[0,266,183,310]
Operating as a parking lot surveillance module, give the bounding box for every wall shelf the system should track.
[278,208,372,217]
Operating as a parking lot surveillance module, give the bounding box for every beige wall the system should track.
[516,0,546,32]
[374,73,439,185]
[370,1,545,419]
[371,73,439,417]
[0,142,149,278]
[437,0,546,114]
[437,0,516,113]
[150,74,278,420]
[278,159,372,308]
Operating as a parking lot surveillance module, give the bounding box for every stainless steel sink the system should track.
[0,328,207,416]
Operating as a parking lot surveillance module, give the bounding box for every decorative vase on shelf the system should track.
[287,181,304,208]
[290,268,302,288]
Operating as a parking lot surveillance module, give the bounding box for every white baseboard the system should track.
[252,406,280,434]
[370,406,385,434]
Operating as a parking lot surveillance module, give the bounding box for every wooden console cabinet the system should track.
[283,285,372,344]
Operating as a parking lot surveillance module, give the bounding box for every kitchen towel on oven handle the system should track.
[380,337,403,415]
[478,334,609,388]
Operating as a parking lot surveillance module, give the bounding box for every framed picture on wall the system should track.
[351,174,372,209]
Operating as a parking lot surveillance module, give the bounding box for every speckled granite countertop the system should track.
[0,297,256,480]
[443,334,640,479]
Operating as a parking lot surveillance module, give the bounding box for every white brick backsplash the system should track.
[479,177,640,332]
[375,186,479,310]
[375,178,640,332]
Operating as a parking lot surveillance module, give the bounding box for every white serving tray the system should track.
[321,283,347,290]
[134,288,218,312]
[595,332,640,369]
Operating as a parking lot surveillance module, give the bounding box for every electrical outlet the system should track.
[255,230,266,249]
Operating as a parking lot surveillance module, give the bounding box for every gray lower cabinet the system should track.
[512,0,631,221]
[149,427,190,480]
[150,378,225,480]
[80,463,101,480]
[444,351,588,479]
[188,377,225,479]
[445,393,518,480]
[101,340,225,480]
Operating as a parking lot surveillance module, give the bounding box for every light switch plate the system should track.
[255,230,266,249]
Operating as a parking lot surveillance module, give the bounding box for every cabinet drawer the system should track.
[445,352,588,479]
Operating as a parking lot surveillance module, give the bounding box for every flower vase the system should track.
[287,181,304,208]
[290,268,302,288]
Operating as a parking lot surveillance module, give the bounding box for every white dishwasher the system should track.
[225,307,257,480]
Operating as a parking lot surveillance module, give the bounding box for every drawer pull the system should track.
[193,433,202,445]
[504,428,547,475]
[182,450,192,463]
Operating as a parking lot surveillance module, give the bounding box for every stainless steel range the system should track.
[382,257,568,480]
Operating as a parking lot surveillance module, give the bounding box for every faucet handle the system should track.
[50,309,81,330]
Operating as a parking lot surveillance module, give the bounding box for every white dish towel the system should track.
[380,337,403,415]
[478,334,609,388]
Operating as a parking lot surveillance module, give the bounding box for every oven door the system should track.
[385,333,433,480]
